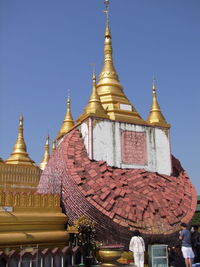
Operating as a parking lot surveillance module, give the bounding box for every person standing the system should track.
[191,225,200,263]
[129,230,145,267]
[179,222,194,267]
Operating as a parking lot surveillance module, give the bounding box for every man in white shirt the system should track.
[129,230,145,267]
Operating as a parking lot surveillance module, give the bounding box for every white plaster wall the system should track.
[80,119,171,176]
[154,128,171,175]
[80,122,89,152]
[92,120,115,166]
[146,127,156,172]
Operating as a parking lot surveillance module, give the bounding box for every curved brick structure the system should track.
[38,129,197,244]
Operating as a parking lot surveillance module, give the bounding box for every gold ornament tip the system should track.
[147,83,170,128]
[46,135,50,144]
[5,115,36,166]
[56,94,75,140]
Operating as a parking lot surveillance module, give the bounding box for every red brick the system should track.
[88,169,98,178]
[109,183,116,190]
[38,128,197,241]
[98,161,106,166]
[100,191,110,201]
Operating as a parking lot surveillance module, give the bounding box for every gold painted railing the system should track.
[0,191,60,208]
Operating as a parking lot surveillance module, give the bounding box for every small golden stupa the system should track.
[147,79,170,128]
[1,115,41,192]
[39,135,50,170]
[57,94,75,140]
[77,72,109,123]
[5,115,36,166]
[52,139,56,154]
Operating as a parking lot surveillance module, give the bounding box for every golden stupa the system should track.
[39,135,50,170]
[0,116,68,249]
[77,72,109,123]
[96,4,147,125]
[5,115,36,166]
[147,80,170,128]
[52,139,56,154]
[0,115,41,192]
[57,95,75,140]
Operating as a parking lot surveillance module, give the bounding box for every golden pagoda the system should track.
[96,1,146,125]
[147,79,170,128]
[77,72,109,123]
[0,118,68,249]
[57,95,75,140]
[5,115,36,166]
[39,135,50,170]
[1,115,41,192]
[52,140,56,154]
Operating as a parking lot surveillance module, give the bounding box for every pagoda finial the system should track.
[76,71,109,123]
[152,75,156,92]
[52,140,56,154]
[92,71,96,84]
[104,0,110,26]
[57,91,75,140]
[19,114,23,125]
[90,63,96,77]
[5,115,36,166]
[96,0,146,124]
[67,91,71,113]
[39,135,50,170]
[68,88,70,99]
[147,78,170,128]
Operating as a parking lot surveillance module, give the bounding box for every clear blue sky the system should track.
[0,0,199,194]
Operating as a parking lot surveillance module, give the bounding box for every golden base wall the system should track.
[0,192,69,249]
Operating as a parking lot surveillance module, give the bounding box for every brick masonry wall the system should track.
[38,129,197,245]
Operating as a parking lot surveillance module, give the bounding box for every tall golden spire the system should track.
[39,135,50,170]
[77,72,109,123]
[147,79,170,128]
[5,115,36,166]
[57,93,75,140]
[96,0,146,125]
[52,140,56,154]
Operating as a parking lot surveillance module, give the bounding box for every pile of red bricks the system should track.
[38,129,197,244]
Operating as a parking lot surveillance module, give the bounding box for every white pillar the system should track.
[88,117,93,160]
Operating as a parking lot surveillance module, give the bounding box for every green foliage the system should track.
[191,212,200,225]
